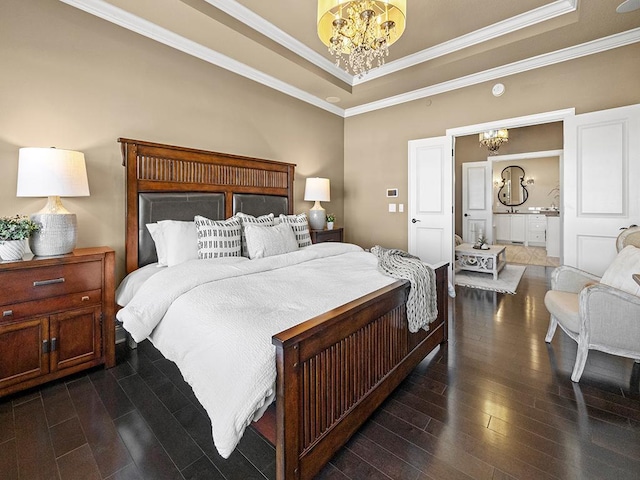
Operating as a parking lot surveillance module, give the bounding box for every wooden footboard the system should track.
[272,263,448,480]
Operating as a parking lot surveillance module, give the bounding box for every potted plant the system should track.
[326,213,336,230]
[0,215,40,261]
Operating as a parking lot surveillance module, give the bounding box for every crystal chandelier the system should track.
[317,0,407,77]
[479,129,509,155]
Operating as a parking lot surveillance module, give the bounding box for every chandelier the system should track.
[479,129,509,155]
[317,0,407,77]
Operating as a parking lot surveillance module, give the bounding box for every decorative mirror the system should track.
[497,165,528,206]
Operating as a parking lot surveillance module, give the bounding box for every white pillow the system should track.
[146,221,199,267]
[279,213,312,248]
[235,212,275,257]
[244,223,298,259]
[146,223,167,266]
[600,245,640,296]
[194,215,242,259]
[158,220,199,267]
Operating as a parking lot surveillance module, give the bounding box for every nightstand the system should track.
[310,227,344,244]
[0,247,115,397]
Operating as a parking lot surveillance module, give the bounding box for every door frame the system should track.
[487,149,563,250]
[446,108,574,262]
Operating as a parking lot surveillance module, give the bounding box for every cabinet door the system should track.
[511,215,526,243]
[0,318,49,390]
[495,216,510,242]
[50,306,102,372]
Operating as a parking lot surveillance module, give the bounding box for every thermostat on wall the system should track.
[386,188,398,198]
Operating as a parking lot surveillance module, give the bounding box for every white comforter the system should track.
[116,243,396,458]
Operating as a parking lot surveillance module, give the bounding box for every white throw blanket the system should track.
[117,243,396,458]
[370,245,438,332]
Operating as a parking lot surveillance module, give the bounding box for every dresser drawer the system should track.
[1,290,102,323]
[0,261,102,306]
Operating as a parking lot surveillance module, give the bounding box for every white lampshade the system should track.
[304,177,330,202]
[16,147,89,256]
[17,148,90,197]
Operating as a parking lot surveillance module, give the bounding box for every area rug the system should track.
[455,264,526,294]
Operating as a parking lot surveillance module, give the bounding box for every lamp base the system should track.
[308,204,326,230]
[29,213,77,256]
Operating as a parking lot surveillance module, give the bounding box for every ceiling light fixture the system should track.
[479,129,509,155]
[317,0,406,77]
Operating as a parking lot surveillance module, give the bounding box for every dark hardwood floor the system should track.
[1,265,639,479]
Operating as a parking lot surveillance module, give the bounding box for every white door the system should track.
[462,161,492,244]
[408,136,453,277]
[563,104,640,275]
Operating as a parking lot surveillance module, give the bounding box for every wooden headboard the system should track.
[119,138,296,274]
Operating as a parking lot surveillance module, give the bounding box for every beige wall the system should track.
[0,0,344,281]
[344,44,640,250]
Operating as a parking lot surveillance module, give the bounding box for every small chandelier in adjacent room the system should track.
[479,129,509,155]
[317,0,407,77]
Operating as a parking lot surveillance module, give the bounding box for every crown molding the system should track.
[345,28,640,117]
[353,0,578,85]
[59,0,345,116]
[202,0,352,84]
[59,1,638,119]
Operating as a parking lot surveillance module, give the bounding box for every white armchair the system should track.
[544,227,640,382]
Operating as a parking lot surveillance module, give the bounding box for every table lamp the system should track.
[304,177,330,230]
[17,147,90,256]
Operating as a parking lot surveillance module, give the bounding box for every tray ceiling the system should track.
[61,0,640,116]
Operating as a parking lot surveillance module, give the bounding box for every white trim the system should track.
[353,0,578,85]
[346,28,640,117]
[489,150,564,162]
[59,0,346,116]
[446,109,575,137]
[202,0,352,85]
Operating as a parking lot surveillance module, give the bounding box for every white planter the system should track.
[0,239,26,261]
[327,222,334,230]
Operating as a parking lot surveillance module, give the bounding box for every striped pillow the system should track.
[235,212,275,257]
[279,213,312,248]
[194,216,242,259]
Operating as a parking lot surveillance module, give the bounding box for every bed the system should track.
[117,138,449,480]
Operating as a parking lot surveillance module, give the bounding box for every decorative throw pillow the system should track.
[244,222,299,259]
[194,215,242,259]
[600,245,640,296]
[279,213,312,248]
[235,212,275,257]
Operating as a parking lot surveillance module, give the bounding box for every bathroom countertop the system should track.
[493,210,560,216]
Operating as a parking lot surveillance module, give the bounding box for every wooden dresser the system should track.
[0,247,115,397]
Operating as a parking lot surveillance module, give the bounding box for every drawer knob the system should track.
[3,310,13,317]
[33,277,65,287]
[81,296,90,302]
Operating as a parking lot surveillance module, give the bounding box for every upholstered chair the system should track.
[544,227,640,382]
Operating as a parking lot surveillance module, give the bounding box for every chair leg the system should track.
[545,316,558,343]
[571,340,589,382]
